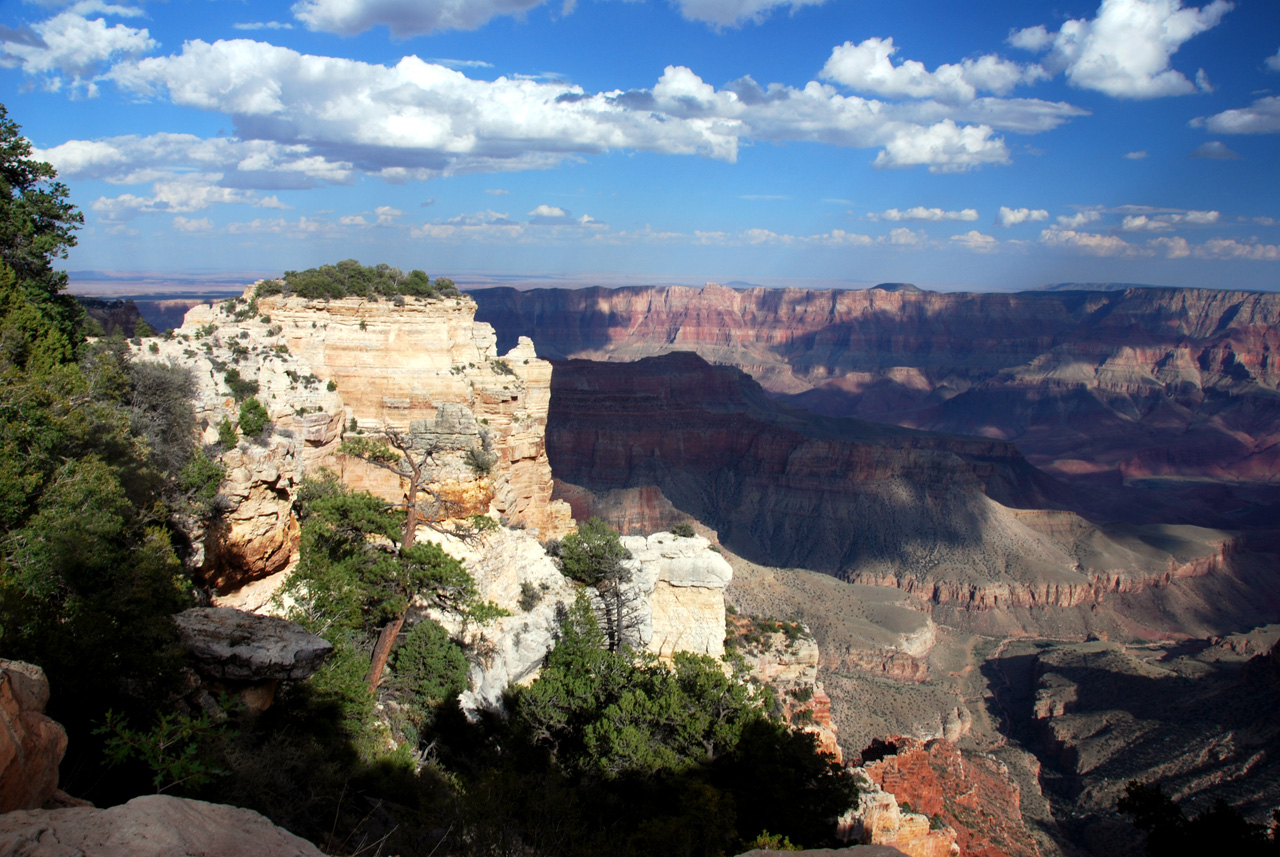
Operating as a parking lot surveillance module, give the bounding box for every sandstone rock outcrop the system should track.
[839,767,959,857]
[174,607,333,682]
[547,352,1235,612]
[416,527,579,710]
[136,288,571,594]
[174,607,334,713]
[620,532,733,660]
[728,616,841,761]
[472,283,1280,520]
[736,848,911,857]
[0,794,326,857]
[0,661,66,813]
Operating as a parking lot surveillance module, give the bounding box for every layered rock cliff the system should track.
[473,283,1280,520]
[547,353,1235,612]
[138,289,572,593]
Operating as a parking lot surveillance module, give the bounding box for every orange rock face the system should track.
[858,737,1042,857]
[0,661,67,812]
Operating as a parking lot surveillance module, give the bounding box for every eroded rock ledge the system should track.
[137,288,572,594]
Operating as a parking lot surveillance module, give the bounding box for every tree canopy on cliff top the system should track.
[254,259,461,301]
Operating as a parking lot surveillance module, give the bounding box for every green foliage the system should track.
[0,105,84,344]
[259,260,463,301]
[238,396,269,437]
[178,448,225,515]
[747,831,802,851]
[670,521,696,538]
[515,593,759,779]
[469,513,499,532]
[223,367,259,401]
[326,379,337,392]
[217,417,238,449]
[96,706,232,793]
[502,591,856,853]
[557,517,632,586]
[134,318,154,337]
[285,473,483,633]
[127,360,197,478]
[519,581,544,612]
[339,436,400,465]
[387,619,469,713]
[464,444,497,475]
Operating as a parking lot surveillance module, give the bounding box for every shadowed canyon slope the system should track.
[548,353,1234,612]
[474,283,1280,524]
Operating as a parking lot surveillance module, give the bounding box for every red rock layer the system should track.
[860,737,1042,857]
[473,284,1280,521]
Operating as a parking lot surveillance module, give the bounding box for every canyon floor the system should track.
[723,531,1280,857]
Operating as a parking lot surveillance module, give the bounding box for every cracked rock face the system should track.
[174,607,333,682]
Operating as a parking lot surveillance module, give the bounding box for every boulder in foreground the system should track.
[0,794,326,857]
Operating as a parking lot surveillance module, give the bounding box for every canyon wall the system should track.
[547,352,1234,611]
[472,284,1280,505]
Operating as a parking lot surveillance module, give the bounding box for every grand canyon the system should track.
[4,274,1277,857]
[464,281,1280,855]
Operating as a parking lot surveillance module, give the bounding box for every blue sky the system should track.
[3,0,1278,291]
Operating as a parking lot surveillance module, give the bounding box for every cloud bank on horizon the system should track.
[1,0,1278,290]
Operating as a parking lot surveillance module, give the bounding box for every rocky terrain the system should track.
[134,290,735,714]
[852,736,1041,857]
[986,628,1280,853]
[547,352,1238,615]
[473,283,1280,526]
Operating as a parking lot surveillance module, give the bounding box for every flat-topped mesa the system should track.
[138,287,571,594]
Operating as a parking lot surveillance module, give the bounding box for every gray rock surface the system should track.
[0,794,326,857]
[174,607,333,681]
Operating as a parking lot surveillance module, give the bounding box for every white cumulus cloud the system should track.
[1121,209,1219,231]
[951,230,999,252]
[1201,96,1280,134]
[1009,0,1232,98]
[0,2,156,95]
[871,119,1010,173]
[291,0,551,36]
[1057,209,1104,228]
[1040,227,1150,257]
[868,207,979,222]
[821,37,1045,102]
[98,41,1062,181]
[996,206,1049,227]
